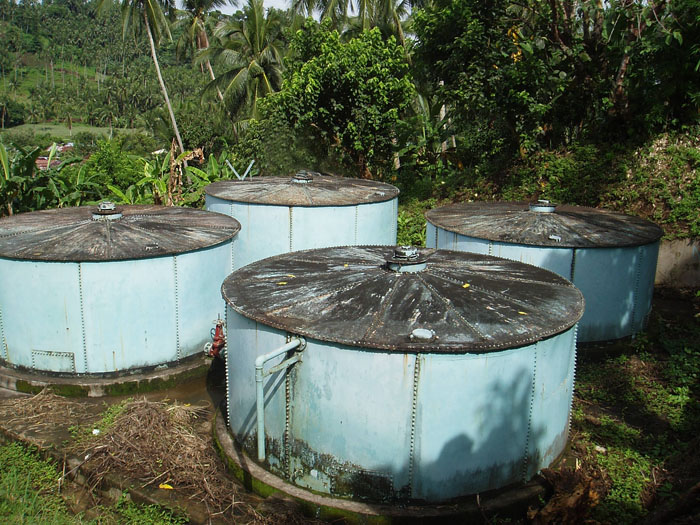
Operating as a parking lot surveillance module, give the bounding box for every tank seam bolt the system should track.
[78,263,88,374]
[522,340,538,481]
[173,256,181,361]
[354,206,359,244]
[0,301,7,361]
[631,247,644,329]
[407,354,421,496]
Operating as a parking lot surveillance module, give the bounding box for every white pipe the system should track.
[255,338,304,461]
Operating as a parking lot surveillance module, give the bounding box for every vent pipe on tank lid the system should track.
[291,170,316,184]
[92,201,123,220]
[529,199,557,213]
[386,246,429,272]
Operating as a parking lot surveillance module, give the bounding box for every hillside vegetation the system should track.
[1,0,698,234]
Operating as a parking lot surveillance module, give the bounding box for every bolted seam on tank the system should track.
[173,256,181,361]
[78,263,88,373]
[407,354,421,497]
[631,246,644,330]
[522,340,538,482]
[0,299,7,361]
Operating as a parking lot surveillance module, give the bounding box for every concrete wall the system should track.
[655,239,700,288]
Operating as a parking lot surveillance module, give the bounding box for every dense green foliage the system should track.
[276,19,413,178]
[0,0,698,238]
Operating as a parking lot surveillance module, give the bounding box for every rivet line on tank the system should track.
[354,206,358,244]
[0,227,47,239]
[488,240,494,257]
[569,248,577,281]
[230,236,235,274]
[288,207,293,252]
[522,340,538,482]
[224,315,232,431]
[428,265,577,294]
[0,301,7,361]
[434,226,439,249]
[78,263,88,373]
[568,325,579,439]
[407,354,421,495]
[173,256,181,361]
[284,362,293,479]
[232,314,577,353]
[631,247,644,329]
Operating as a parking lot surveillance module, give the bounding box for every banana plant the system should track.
[54,166,101,208]
[0,141,42,216]
[135,150,171,205]
[106,183,149,205]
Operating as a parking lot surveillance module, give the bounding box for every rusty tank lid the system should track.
[0,204,240,262]
[222,245,584,353]
[204,170,399,206]
[426,201,663,248]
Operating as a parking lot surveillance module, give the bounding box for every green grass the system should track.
[0,61,100,103]
[0,441,75,524]
[1,123,139,142]
[0,441,186,524]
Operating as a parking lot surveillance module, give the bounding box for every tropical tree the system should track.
[276,20,414,178]
[293,0,411,60]
[342,0,410,51]
[99,0,185,154]
[292,0,350,29]
[200,0,284,124]
[174,0,226,102]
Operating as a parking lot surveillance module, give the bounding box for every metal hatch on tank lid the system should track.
[204,170,399,270]
[0,203,240,376]
[425,200,664,343]
[221,245,584,502]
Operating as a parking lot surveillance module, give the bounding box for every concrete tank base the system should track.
[213,414,547,524]
[0,354,210,397]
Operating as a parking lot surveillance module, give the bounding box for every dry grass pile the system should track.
[73,398,313,524]
[73,398,248,520]
[0,389,94,434]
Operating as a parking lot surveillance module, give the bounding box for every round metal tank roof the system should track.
[222,246,584,353]
[204,171,399,206]
[0,205,240,262]
[426,201,663,248]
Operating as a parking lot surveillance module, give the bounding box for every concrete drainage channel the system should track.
[0,361,550,524]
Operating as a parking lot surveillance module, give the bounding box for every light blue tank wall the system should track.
[426,224,659,342]
[0,241,233,374]
[225,308,577,502]
[206,196,398,270]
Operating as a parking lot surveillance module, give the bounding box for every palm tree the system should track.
[293,0,411,61]
[174,0,227,102]
[100,0,185,154]
[292,0,350,29]
[200,0,284,124]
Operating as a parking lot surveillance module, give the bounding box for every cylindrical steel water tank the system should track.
[205,171,399,270]
[0,204,240,375]
[426,202,663,342]
[222,246,584,502]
